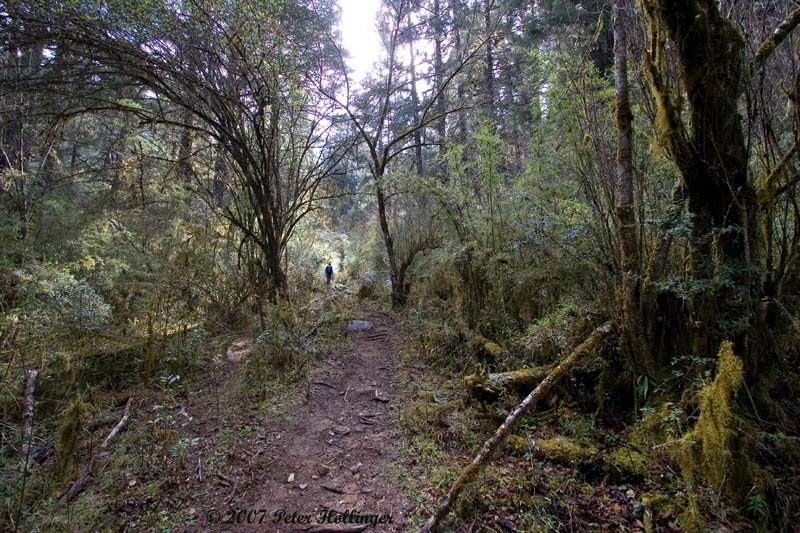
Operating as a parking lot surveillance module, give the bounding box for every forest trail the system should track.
[193,308,413,532]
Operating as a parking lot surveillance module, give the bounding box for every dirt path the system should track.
[226,309,411,532]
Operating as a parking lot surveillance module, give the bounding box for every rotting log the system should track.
[53,398,133,511]
[20,370,38,460]
[464,366,551,404]
[474,335,503,359]
[417,322,612,533]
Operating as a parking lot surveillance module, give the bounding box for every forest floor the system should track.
[167,306,414,532]
[26,294,781,532]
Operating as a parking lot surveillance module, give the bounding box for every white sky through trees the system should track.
[338,0,382,84]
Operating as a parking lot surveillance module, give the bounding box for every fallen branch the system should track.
[302,317,329,341]
[416,322,612,533]
[320,484,373,495]
[20,370,38,460]
[313,381,339,391]
[53,398,133,511]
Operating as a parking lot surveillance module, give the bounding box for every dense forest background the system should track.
[2,0,800,531]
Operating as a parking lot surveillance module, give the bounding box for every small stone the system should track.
[327,439,335,445]
[299,483,308,490]
[346,320,373,332]
[287,473,295,483]
[349,462,362,474]
[333,425,350,435]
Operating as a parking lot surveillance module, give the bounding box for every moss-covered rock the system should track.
[604,448,648,481]
[532,436,598,465]
[641,492,673,516]
[505,435,529,456]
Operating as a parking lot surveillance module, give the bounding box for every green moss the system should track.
[604,448,648,480]
[506,435,528,456]
[641,492,673,515]
[532,436,598,465]
[774,435,800,464]
[633,402,685,450]
[55,393,90,481]
[679,341,743,491]
[678,492,706,533]
[484,341,503,358]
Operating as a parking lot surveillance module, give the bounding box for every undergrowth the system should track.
[396,301,793,532]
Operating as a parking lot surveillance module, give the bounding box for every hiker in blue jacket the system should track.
[325,262,333,285]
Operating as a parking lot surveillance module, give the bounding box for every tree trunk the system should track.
[265,241,287,302]
[20,370,38,460]
[484,0,496,119]
[408,18,424,177]
[613,0,649,372]
[638,0,765,377]
[375,180,403,308]
[433,0,446,161]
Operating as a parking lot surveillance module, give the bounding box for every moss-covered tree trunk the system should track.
[613,0,649,372]
[637,0,765,378]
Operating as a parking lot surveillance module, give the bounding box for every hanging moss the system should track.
[679,340,743,491]
[55,394,90,481]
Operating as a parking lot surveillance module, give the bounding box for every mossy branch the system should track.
[753,6,800,73]
[20,370,38,460]
[759,140,800,207]
[417,322,612,533]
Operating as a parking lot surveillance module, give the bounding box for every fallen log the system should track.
[53,397,133,511]
[417,322,612,533]
[20,370,38,460]
[464,365,551,404]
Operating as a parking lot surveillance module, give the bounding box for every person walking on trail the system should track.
[325,262,333,285]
